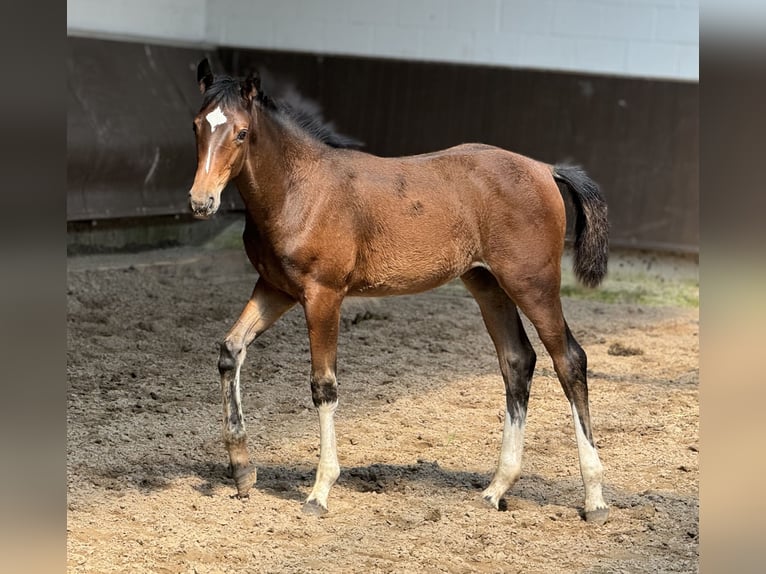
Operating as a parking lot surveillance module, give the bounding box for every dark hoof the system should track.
[585,507,610,525]
[233,464,257,498]
[301,499,328,516]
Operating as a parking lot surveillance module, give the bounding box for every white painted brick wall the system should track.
[656,7,699,44]
[501,1,555,36]
[398,0,450,30]
[446,0,499,33]
[68,0,699,81]
[67,0,207,44]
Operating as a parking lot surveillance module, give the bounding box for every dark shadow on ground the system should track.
[76,455,697,530]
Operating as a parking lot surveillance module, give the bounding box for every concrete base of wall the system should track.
[67,213,242,255]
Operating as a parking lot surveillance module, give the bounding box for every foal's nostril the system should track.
[206,197,214,209]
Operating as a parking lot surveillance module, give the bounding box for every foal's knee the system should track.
[310,373,338,407]
[218,339,244,374]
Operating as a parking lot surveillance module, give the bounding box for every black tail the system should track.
[552,165,609,288]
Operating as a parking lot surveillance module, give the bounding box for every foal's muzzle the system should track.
[189,195,216,219]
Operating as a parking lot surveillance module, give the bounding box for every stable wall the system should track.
[67,1,698,252]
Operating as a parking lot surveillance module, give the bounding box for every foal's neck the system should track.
[234,109,325,223]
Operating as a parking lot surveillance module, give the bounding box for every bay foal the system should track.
[188,60,610,523]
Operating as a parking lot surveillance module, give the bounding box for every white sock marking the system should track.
[233,367,244,424]
[571,404,606,512]
[483,407,525,503]
[223,354,246,441]
[498,408,525,474]
[308,401,340,507]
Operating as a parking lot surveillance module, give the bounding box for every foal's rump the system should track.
[394,144,609,290]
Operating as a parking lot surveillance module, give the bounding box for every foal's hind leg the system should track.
[218,278,295,497]
[461,268,536,511]
[501,268,609,524]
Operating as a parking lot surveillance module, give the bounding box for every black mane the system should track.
[201,74,362,150]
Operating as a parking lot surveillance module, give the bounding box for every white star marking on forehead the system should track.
[205,106,227,132]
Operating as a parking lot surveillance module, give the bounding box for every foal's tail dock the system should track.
[552,165,610,288]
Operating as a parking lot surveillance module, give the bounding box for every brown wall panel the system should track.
[67,37,241,220]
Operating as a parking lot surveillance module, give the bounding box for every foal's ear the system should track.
[197,58,214,94]
[241,72,261,105]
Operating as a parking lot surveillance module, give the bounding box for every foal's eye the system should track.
[236,130,248,141]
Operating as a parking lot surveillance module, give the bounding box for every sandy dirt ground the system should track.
[67,244,698,574]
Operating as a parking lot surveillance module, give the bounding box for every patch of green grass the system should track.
[560,274,698,308]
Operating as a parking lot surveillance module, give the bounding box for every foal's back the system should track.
[321,143,566,296]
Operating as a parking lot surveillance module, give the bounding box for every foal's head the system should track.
[188,59,362,218]
[188,59,259,219]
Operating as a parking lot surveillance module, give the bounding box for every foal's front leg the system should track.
[301,285,344,515]
[218,278,295,497]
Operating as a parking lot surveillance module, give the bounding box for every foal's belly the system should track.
[348,233,476,296]
[347,270,462,297]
